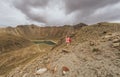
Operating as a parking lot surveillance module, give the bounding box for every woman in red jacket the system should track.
[65,35,71,46]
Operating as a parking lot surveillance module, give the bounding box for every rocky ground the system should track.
[4,32,120,77]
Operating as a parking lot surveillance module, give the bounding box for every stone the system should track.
[62,66,70,76]
[112,43,120,47]
[36,68,47,75]
[62,49,70,53]
[112,39,120,43]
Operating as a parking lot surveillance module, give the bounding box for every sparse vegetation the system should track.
[92,48,100,52]
[0,33,33,53]
[0,22,120,77]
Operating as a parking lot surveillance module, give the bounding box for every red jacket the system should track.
[66,37,71,43]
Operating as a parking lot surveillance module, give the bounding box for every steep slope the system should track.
[0,33,35,75]
[73,22,120,43]
[52,22,120,50]
[5,23,120,77]
[0,33,33,53]
[0,23,87,40]
[0,33,55,76]
[0,44,48,76]
[0,23,87,77]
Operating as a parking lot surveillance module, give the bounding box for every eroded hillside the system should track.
[0,23,87,40]
[0,31,57,76]
[0,33,33,53]
[2,22,120,77]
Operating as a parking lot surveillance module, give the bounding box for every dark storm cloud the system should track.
[89,5,120,23]
[63,0,120,24]
[13,0,50,23]
[64,0,120,14]
[7,0,120,26]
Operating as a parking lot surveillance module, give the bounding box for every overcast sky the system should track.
[0,0,120,27]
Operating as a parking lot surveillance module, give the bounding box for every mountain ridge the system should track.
[0,23,88,40]
[0,22,120,77]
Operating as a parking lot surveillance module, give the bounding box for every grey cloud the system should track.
[91,7,120,23]
[64,0,120,24]
[1,0,120,26]
[0,0,28,26]
[13,0,50,8]
[13,0,50,23]
[64,0,120,14]
[75,4,120,24]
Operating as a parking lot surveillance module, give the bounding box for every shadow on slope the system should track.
[0,33,33,53]
[0,33,33,75]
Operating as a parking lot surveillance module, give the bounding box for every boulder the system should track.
[36,68,47,75]
[112,43,120,47]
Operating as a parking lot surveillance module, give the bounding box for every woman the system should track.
[65,36,71,46]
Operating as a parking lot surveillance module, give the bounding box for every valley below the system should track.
[0,22,120,77]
